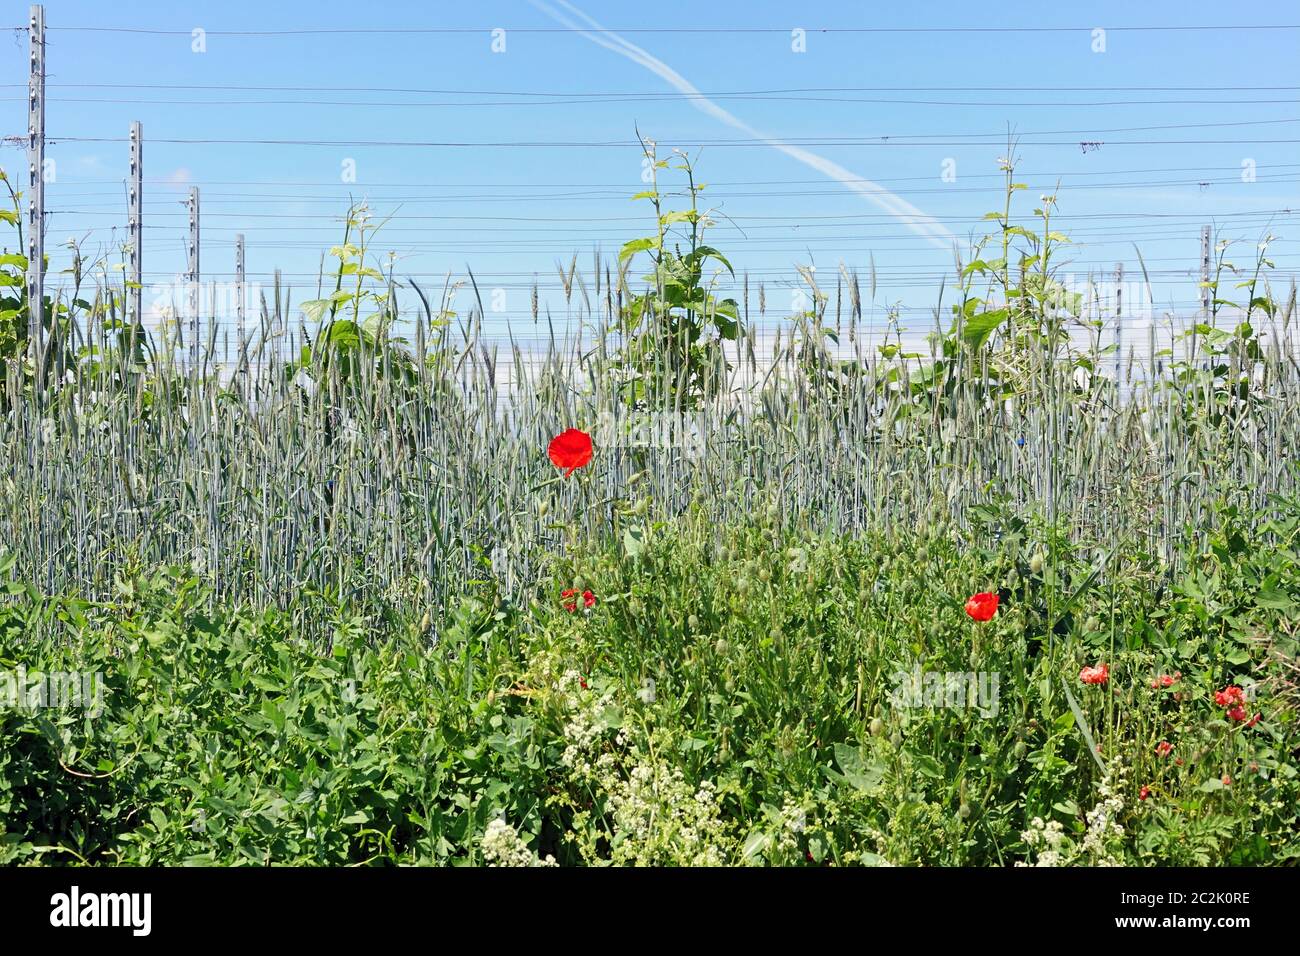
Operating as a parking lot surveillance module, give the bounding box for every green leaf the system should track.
[686,245,734,276]
[1256,587,1294,611]
[832,743,885,793]
[299,298,332,323]
[741,830,770,861]
[622,525,646,559]
[1061,678,1106,772]
[960,308,1010,350]
[618,237,658,264]
[659,209,699,227]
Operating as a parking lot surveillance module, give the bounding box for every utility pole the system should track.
[1114,262,1123,385]
[26,4,46,362]
[234,233,246,359]
[187,186,200,368]
[128,121,143,327]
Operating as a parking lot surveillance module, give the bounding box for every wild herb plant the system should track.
[613,138,741,409]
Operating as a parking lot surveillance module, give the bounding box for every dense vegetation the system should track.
[1,153,1297,865]
[2,497,1297,865]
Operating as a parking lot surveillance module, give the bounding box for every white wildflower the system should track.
[481,818,557,867]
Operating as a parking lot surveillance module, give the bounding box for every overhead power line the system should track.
[44,136,1300,148]
[35,24,1300,35]
[42,164,1300,189]
[7,83,1300,94]
[7,94,1300,107]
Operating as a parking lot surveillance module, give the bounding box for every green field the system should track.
[1,159,1298,865]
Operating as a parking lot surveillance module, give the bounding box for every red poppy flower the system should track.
[964,592,999,622]
[1079,663,1109,685]
[579,676,589,690]
[1214,685,1245,708]
[1155,741,1173,758]
[1226,705,1249,723]
[561,588,579,613]
[1151,672,1180,689]
[582,589,596,609]
[1139,785,1151,801]
[1245,712,1261,728]
[1221,774,1232,787]
[548,428,593,476]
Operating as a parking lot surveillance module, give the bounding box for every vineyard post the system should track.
[128,121,143,327]
[1114,262,1123,385]
[235,233,246,361]
[1200,224,1211,322]
[26,4,46,365]
[188,186,201,368]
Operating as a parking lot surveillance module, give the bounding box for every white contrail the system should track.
[530,0,956,249]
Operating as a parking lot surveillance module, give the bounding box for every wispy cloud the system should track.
[530,0,955,250]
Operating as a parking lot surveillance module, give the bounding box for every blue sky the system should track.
[4,0,1298,344]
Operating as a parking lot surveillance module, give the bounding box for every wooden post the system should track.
[128,121,143,327]
[26,4,46,360]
